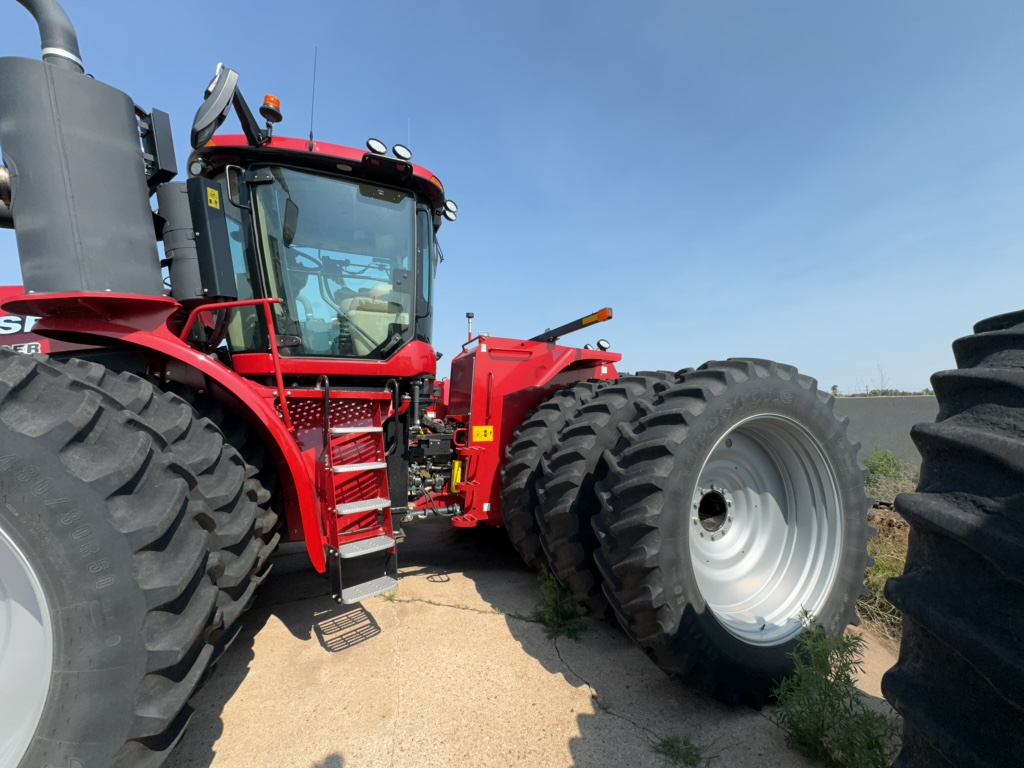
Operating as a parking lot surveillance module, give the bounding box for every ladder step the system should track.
[331,426,383,435]
[333,461,387,474]
[341,575,398,605]
[338,535,395,559]
[335,497,391,516]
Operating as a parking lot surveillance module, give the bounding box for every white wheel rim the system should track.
[0,525,53,765]
[688,414,843,646]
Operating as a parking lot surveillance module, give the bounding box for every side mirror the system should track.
[191,65,239,149]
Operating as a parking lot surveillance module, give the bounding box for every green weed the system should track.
[531,570,584,640]
[864,446,918,503]
[653,735,709,767]
[771,617,901,768]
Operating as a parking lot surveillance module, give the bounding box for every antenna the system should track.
[308,47,318,151]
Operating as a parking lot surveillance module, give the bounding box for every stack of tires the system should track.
[0,349,276,767]
[883,310,1024,767]
[501,358,871,705]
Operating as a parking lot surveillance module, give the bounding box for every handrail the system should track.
[317,375,331,459]
[461,333,489,352]
[315,373,338,556]
[178,297,293,431]
[178,297,280,339]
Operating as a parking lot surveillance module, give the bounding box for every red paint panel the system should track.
[0,286,91,354]
[231,340,437,379]
[445,336,621,526]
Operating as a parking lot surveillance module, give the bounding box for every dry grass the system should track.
[863,446,919,504]
[859,508,909,646]
[858,446,914,644]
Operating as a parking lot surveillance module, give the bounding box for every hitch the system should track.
[530,307,613,343]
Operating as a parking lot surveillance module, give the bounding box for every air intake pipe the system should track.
[0,0,163,295]
[15,0,83,72]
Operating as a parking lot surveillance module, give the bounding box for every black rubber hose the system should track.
[15,0,84,73]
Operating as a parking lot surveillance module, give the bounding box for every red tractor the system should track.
[0,2,869,765]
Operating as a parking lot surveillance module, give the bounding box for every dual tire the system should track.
[501,359,870,705]
[0,350,275,767]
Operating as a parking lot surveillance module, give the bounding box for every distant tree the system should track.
[875,365,890,395]
[831,384,840,397]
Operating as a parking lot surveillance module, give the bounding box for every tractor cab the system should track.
[185,68,456,370]
[211,158,436,361]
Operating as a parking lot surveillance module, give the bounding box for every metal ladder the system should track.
[318,376,398,605]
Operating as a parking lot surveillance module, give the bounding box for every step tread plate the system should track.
[335,497,392,516]
[333,461,387,473]
[338,536,395,559]
[341,575,398,605]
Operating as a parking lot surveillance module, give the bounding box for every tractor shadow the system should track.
[412,518,893,767]
[396,519,733,766]
[165,552,371,767]
[167,517,892,767]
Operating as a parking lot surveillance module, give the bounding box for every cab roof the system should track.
[192,134,447,208]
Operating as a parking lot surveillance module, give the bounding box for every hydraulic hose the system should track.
[15,0,83,73]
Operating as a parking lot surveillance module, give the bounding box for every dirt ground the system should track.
[166,518,898,768]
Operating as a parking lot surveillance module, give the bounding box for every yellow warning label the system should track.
[451,460,463,492]
[207,187,221,209]
[472,425,494,442]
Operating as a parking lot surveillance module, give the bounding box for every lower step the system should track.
[341,575,398,605]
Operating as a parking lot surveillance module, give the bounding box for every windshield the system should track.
[231,166,420,359]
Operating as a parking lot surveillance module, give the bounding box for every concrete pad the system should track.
[167,518,894,768]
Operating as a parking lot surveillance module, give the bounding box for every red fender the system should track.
[2,293,327,571]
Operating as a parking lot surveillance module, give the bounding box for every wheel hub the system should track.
[688,414,843,647]
[0,527,53,765]
[693,485,734,539]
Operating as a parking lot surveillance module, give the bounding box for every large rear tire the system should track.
[883,309,1024,768]
[46,358,277,652]
[0,350,217,767]
[500,382,606,569]
[594,359,870,706]
[160,384,281,570]
[537,373,675,613]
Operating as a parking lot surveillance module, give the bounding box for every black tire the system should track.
[882,309,1024,768]
[158,385,281,585]
[594,359,870,706]
[0,349,217,767]
[500,381,606,569]
[536,373,676,613]
[45,358,277,652]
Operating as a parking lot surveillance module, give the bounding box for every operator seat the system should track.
[339,283,409,355]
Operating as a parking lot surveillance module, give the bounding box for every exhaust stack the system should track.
[16,0,83,72]
[0,0,163,296]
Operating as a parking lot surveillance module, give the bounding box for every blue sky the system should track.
[2,1,1023,392]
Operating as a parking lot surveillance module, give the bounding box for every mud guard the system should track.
[1,293,327,571]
